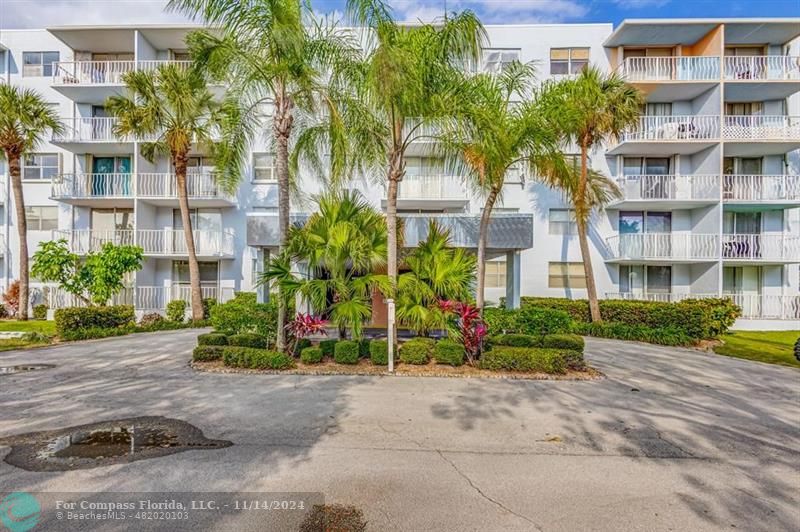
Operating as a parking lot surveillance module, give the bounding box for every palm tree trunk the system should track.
[386,148,403,345]
[476,186,499,312]
[9,153,28,320]
[274,89,294,353]
[175,154,204,321]
[578,143,601,323]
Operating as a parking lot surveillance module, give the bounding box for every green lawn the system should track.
[714,330,800,368]
[0,320,56,335]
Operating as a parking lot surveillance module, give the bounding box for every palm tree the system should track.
[107,64,226,321]
[440,62,567,311]
[0,85,63,319]
[344,0,485,337]
[538,66,643,322]
[168,0,361,351]
[265,190,390,340]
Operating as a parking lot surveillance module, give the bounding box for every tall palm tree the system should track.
[107,64,227,321]
[440,62,567,311]
[345,0,486,336]
[168,0,360,352]
[538,66,643,322]
[0,85,63,320]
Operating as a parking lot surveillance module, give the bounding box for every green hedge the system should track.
[58,319,208,341]
[193,345,225,361]
[222,346,295,370]
[571,322,692,346]
[334,340,359,364]
[319,339,338,357]
[300,346,324,364]
[294,338,313,357]
[54,305,135,336]
[209,292,278,345]
[483,307,520,334]
[399,339,430,365]
[489,333,540,348]
[369,340,391,365]
[33,304,47,320]
[197,332,228,346]
[541,334,584,352]
[166,299,187,322]
[228,332,268,349]
[434,340,464,366]
[489,333,584,352]
[518,306,572,335]
[480,347,569,374]
[358,338,371,358]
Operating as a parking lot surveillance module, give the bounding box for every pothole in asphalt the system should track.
[0,416,232,471]
[0,364,55,375]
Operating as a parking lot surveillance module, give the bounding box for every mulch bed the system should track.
[192,358,604,381]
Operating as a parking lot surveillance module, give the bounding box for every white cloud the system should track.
[392,0,590,24]
[609,0,671,7]
[0,0,190,29]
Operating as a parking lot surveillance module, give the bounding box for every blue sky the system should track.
[2,0,799,28]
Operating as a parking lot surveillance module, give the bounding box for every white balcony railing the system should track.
[397,175,467,201]
[616,174,720,202]
[45,286,134,309]
[54,229,135,254]
[606,233,719,261]
[52,61,136,85]
[137,172,234,201]
[724,56,800,81]
[619,56,720,81]
[136,60,194,72]
[137,229,235,257]
[721,234,800,261]
[725,294,800,320]
[52,117,122,142]
[135,285,235,311]
[605,292,718,303]
[722,115,800,140]
[51,173,134,199]
[723,175,800,202]
[619,115,720,143]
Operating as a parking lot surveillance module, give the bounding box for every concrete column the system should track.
[256,248,269,303]
[505,250,521,309]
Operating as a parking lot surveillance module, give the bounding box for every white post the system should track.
[387,298,395,373]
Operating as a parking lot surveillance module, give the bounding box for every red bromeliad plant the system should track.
[438,300,487,365]
[285,313,327,355]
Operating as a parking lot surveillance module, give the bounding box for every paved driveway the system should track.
[1,331,798,531]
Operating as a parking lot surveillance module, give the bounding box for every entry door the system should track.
[723,266,761,316]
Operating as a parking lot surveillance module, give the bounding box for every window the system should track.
[619,211,671,234]
[172,261,219,288]
[23,51,59,77]
[23,154,59,180]
[26,206,58,231]
[173,208,222,232]
[623,157,671,176]
[91,208,133,230]
[620,265,672,294]
[726,102,763,116]
[485,258,506,288]
[548,262,586,289]
[550,47,589,75]
[482,49,520,73]
[549,209,577,235]
[253,153,275,182]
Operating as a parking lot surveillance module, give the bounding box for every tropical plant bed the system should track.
[191,358,602,381]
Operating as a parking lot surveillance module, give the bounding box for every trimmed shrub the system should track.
[54,305,135,336]
[139,312,165,327]
[434,340,464,366]
[490,333,541,348]
[294,338,313,357]
[209,292,278,345]
[517,306,572,336]
[480,347,568,374]
[222,346,294,370]
[193,345,225,361]
[228,332,268,349]
[202,298,217,319]
[33,304,48,320]
[369,340,391,365]
[399,340,430,365]
[483,307,521,334]
[60,325,134,341]
[358,338,371,358]
[572,321,692,346]
[198,332,228,346]
[541,333,584,352]
[334,340,359,364]
[561,350,586,371]
[166,299,187,322]
[319,339,338,357]
[300,346,324,364]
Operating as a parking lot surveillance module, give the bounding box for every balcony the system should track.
[391,174,468,209]
[137,172,236,206]
[134,285,235,311]
[724,56,800,81]
[611,174,719,209]
[723,175,800,206]
[723,115,800,157]
[618,56,720,100]
[722,234,800,263]
[51,173,134,206]
[724,293,800,320]
[606,233,719,263]
[605,292,716,303]
[52,117,160,153]
[55,229,235,259]
[609,115,719,155]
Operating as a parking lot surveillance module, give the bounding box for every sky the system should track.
[0,0,798,29]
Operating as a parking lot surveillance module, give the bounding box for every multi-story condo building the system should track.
[0,18,798,330]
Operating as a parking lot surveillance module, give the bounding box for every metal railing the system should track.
[54,229,135,254]
[721,234,800,261]
[605,292,717,303]
[137,229,235,256]
[619,115,720,142]
[397,175,467,200]
[52,117,122,142]
[51,173,134,199]
[725,294,800,320]
[606,233,719,261]
[136,60,194,72]
[135,285,235,310]
[137,172,234,201]
[722,175,800,202]
[615,174,719,201]
[722,115,800,140]
[45,286,134,309]
[52,60,135,85]
[724,56,800,81]
[619,56,720,81]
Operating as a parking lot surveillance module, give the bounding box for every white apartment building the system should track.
[0,19,798,330]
